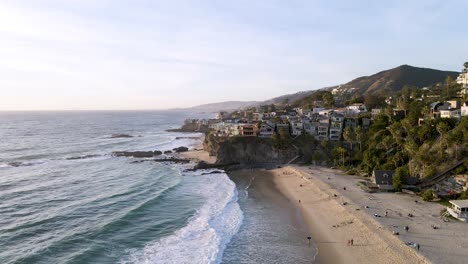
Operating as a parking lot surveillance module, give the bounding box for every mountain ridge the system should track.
[177,64,459,112]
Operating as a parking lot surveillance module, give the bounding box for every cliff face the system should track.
[204,135,297,165]
[204,134,333,166]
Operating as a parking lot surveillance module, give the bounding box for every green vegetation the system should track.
[422,190,434,201]
[326,83,468,181]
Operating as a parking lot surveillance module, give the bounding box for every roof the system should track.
[372,170,395,184]
[450,199,468,208]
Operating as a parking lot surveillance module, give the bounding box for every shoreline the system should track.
[178,137,464,263]
[270,166,429,264]
[177,141,419,263]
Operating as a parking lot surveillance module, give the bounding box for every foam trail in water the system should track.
[122,171,243,264]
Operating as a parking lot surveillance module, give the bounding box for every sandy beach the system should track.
[270,166,430,264]
[180,142,468,263]
[289,166,468,264]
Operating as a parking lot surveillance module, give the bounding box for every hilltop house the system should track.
[430,101,452,118]
[440,109,461,120]
[372,170,395,191]
[347,103,368,114]
[456,68,468,96]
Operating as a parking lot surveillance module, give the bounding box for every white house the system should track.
[319,109,334,116]
[440,109,461,119]
[312,107,325,114]
[456,67,468,96]
[461,102,468,117]
[447,199,468,222]
[290,120,304,136]
[347,103,368,113]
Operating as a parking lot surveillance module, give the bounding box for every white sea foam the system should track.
[139,133,202,152]
[122,171,243,264]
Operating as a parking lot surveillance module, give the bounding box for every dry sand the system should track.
[270,166,430,264]
[289,165,468,264]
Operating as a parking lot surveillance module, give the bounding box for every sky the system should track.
[0,0,467,110]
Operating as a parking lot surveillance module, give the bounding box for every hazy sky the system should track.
[1,0,467,110]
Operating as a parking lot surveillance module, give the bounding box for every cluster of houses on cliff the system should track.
[185,95,468,141]
[188,103,371,141]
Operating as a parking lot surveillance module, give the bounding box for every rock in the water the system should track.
[112,151,155,158]
[153,158,190,164]
[154,150,162,155]
[173,146,189,153]
[164,150,172,154]
[110,134,133,138]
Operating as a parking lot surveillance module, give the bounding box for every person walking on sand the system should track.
[347,240,350,246]
[350,239,353,246]
[416,243,420,251]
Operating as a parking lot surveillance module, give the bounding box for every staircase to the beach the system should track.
[419,157,468,188]
[287,143,301,164]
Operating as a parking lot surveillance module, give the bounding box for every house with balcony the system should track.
[329,114,344,141]
[259,123,275,138]
[447,200,468,222]
[315,117,330,140]
[303,120,317,136]
[239,124,259,136]
[290,120,304,136]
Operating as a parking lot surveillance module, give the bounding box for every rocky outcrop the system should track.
[166,123,209,133]
[204,135,297,165]
[203,133,332,167]
[173,146,189,153]
[110,134,133,138]
[130,158,191,164]
[112,151,163,158]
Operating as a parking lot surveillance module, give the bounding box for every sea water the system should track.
[0,111,316,264]
[0,111,242,264]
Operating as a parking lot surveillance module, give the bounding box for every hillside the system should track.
[174,101,259,112]
[330,65,458,97]
[177,65,459,112]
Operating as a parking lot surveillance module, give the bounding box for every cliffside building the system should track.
[329,114,344,141]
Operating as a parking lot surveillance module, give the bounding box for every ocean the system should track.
[0,111,316,264]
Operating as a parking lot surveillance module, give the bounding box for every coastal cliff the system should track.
[204,133,332,166]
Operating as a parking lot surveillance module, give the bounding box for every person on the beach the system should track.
[351,239,354,246]
[416,243,420,251]
[385,210,388,217]
[347,240,350,246]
